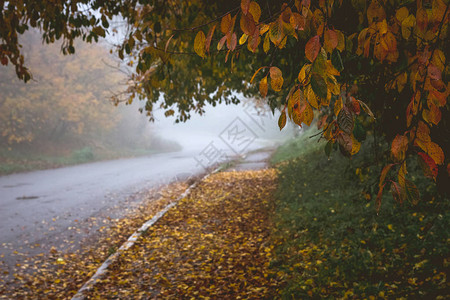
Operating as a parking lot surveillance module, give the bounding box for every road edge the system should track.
[71,167,221,300]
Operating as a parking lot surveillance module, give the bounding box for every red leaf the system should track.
[428,64,442,80]
[305,35,320,62]
[350,97,360,115]
[417,152,438,180]
[390,181,404,204]
[376,183,385,212]
[205,25,216,54]
[379,164,394,188]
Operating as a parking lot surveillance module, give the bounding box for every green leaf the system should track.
[310,72,327,99]
[331,49,343,72]
[405,179,420,205]
[325,141,333,157]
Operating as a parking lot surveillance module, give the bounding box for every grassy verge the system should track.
[270,127,449,298]
[0,146,172,175]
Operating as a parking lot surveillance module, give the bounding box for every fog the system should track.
[152,99,297,155]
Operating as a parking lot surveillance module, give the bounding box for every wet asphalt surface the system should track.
[0,147,273,268]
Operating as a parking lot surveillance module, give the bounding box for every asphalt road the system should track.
[0,149,214,262]
[0,143,275,268]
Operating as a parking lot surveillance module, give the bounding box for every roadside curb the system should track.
[71,167,221,300]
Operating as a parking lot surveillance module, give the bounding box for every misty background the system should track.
[0,30,298,175]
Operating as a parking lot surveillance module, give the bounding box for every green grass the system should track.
[270,126,325,165]
[270,127,449,299]
[0,146,163,175]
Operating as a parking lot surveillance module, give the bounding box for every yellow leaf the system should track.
[303,102,314,126]
[401,14,416,39]
[239,33,248,45]
[260,24,270,35]
[431,49,445,72]
[351,134,361,155]
[194,31,206,58]
[336,30,345,51]
[263,32,270,53]
[334,97,343,117]
[249,1,261,23]
[298,63,311,85]
[259,76,268,98]
[396,72,407,92]
[305,85,319,109]
[278,110,287,130]
[395,7,409,22]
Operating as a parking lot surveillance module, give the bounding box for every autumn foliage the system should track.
[1,0,449,203]
[190,0,449,205]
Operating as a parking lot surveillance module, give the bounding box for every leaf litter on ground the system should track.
[83,169,282,299]
[0,180,190,299]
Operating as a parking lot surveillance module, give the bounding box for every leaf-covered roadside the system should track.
[84,169,281,299]
[0,182,189,299]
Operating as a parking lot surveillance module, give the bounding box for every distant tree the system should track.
[1,0,449,201]
[0,31,123,145]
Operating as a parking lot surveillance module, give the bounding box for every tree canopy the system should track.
[1,0,449,203]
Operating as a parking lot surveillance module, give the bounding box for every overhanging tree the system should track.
[1,0,449,203]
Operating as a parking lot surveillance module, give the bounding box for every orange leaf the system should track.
[416,7,428,32]
[205,25,216,54]
[379,164,394,188]
[376,183,385,212]
[391,134,408,162]
[425,141,445,165]
[241,0,250,15]
[422,103,441,126]
[240,13,256,36]
[278,110,287,130]
[367,0,386,24]
[221,14,232,34]
[324,29,338,52]
[250,66,265,83]
[228,32,237,51]
[269,66,284,91]
[416,121,431,142]
[290,12,305,30]
[305,35,320,62]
